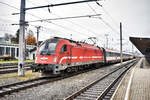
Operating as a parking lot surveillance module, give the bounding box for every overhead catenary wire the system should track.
[0,1,51,23]
[95,1,119,27]
[26,0,106,39]
[29,24,71,38]
[26,0,104,41]
[27,0,103,40]
[1,0,103,42]
[25,0,99,11]
[25,0,104,43]
[0,1,19,10]
[0,0,106,48]
[101,6,119,27]
[29,21,89,40]
[27,14,101,22]
[87,3,120,35]
[29,24,84,39]
[44,13,103,40]
[51,22,91,38]
[29,23,88,41]
[28,17,92,39]
[0,0,101,44]
[21,17,91,39]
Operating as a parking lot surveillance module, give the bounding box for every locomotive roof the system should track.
[53,37,101,49]
[105,48,132,55]
[41,37,103,50]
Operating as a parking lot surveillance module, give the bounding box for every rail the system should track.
[64,59,138,100]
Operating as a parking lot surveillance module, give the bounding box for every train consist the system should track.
[32,37,132,75]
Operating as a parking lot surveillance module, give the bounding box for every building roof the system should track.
[130,37,150,55]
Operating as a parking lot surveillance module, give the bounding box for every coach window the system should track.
[61,45,67,53]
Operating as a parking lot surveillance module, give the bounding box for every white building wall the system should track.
[0,43,36,60]
[29,51,36,60]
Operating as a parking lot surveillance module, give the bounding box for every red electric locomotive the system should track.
[32,37,105,74]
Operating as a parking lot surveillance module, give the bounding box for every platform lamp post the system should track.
[18,0,26,76]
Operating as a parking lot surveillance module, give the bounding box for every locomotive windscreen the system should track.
[39,39,58,55]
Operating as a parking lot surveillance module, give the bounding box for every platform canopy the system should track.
[130,37,150,64]
[130,37,150,55]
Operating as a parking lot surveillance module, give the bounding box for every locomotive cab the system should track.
[35,39,58,64]
[32,38,72,74]
[33,38,60,74]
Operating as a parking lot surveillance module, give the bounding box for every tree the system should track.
[16,29,19,43]
[26,30,36,45]
[4,33,13,42]
[11,29,20,44]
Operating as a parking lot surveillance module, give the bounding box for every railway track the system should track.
[0,66,98,97]
[64,59,138,100]
[0,59,136,98]
[0,62,33,66]
[0,63,33,74]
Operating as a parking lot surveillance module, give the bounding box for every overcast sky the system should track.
[0,0,150,53]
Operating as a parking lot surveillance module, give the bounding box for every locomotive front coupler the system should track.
[31,64,40,72]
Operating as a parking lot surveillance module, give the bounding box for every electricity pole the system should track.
[36,26,41,48]
[120,22,123,64]
[18,0,26,76]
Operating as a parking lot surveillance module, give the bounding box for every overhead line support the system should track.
[18,0,26,76]
[25,0,99,11]
[120,22,123,65]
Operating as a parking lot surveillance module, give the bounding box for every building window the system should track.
[6,47,10,55]
[0,47,4,56]
[11,48,15,57]
[17,48,19,57]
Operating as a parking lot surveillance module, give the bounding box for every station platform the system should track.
[111,58,150,100]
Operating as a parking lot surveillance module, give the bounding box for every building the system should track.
[0,37,11,44]
[0,43,36,60]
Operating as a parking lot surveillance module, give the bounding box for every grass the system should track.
[0,71,41,82]
[16,71,41,80]
[0,59,35,63]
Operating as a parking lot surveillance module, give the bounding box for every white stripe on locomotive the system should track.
[59,56,103,64]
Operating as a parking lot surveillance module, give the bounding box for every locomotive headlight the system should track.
[53,57,57,62]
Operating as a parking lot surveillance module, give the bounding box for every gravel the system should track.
[0,61,131,100]
[0,78,21,86]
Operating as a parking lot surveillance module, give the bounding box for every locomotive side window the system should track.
[61,45,67,53]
